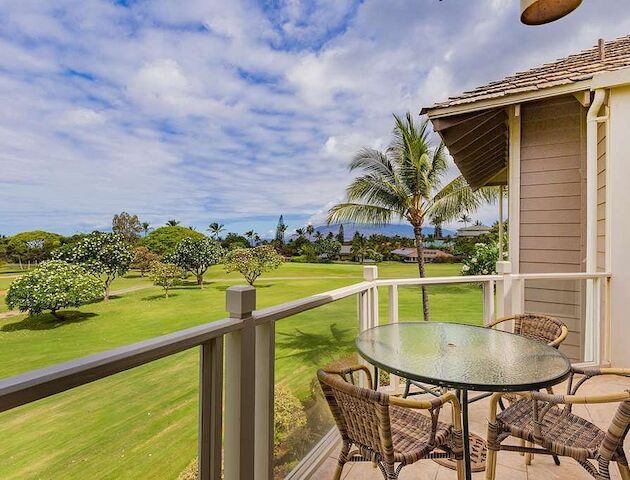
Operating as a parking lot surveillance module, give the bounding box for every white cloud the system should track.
[1,0,630,235]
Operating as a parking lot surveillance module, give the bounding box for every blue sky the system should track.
[2,0,630,237]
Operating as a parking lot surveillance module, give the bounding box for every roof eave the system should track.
[421,80,593,119]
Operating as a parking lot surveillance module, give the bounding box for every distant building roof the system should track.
[339,245,352,255]
[456,225,492,238]
[422,35,630,113]
[391,247,453,258]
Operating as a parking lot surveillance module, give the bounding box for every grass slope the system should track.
[0,262,480,479]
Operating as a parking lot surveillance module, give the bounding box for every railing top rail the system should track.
[375,275,501,286]
[0,317,241,413]
[253,281,371,325]
[512,272,611,281]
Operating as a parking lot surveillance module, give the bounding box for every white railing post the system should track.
[482,280,496,326]
[496,261,512,330]
[199,336,223,480]
[224,286,256,480]
[363,266,379,329]
[255,319,274,480]
[388,284,400,392]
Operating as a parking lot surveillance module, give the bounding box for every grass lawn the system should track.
[0,262,480,479]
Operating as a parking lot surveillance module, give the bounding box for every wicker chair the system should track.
[318,365,464,480]
[485,367,630,480]
[487,313,568,348]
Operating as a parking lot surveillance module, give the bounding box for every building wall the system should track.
[608,85,630,367]
[519,96,586,362]
[597,120,607,271]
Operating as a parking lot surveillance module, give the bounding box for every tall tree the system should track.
[275,215,287,244]
[306,224,315,240]
[112,212,142,243]
[458,214,471,228]
[314,231,323,242]
[336,224,345,243]
[244,230,256,246]
[141,222,151,237]
[328,113,496,321]
[207,222,225,240]
[295,228,305,238]
[432,215,444,239]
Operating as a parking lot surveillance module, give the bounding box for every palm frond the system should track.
[327,203,394,226]
[349,148,397,184]
[346,175,405,212]
[428,176,499,222]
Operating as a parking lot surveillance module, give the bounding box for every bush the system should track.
[5,260,102,316]
[224,245,282,285]
[139,226,205,256]
[149,262,183,298]
[462,240,506,275]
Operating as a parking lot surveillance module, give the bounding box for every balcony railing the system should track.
[0,265,611,480]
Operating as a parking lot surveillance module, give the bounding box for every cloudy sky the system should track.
[2,0,630,237]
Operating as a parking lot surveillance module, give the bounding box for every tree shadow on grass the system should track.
[1,311,98,332]
[275,323,355,368]
[213,283,272,292]
[141,293,179,301]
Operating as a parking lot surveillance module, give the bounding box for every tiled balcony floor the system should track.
[313,375,630,479]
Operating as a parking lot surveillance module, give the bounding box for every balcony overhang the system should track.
[430,107,508,190]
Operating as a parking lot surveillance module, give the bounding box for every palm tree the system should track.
[253,234,261,245]
[141,222,151,236]
[244,230,256,246]
[458,214,471,228]
[328,113,496,321]
[306,224,315,240]
[295,228,305,238]
[208,222,225,240]
[166,219,180,226]
[314,231,323,242]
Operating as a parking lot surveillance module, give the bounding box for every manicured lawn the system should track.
[0,262,480,479]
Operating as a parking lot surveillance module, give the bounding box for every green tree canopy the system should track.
[56,232,133,300]
[224,245,282,285]
[6,260,102,317]
[166,237,225,287]
[139,226,205,256]
[131,246,161,276]
[6,230,63,265]
[314,238,341,262]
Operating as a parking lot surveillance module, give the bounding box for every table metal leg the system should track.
[462,389,472,480]
[373,366,378,390]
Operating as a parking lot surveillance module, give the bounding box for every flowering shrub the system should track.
[165,237,225,287]
[149,262,183,298]
[462,240,506,276]
[224,245,282,285]
[5,260,102,316]
[54,232,133,299]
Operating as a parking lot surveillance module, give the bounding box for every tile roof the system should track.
[422,35,630,112]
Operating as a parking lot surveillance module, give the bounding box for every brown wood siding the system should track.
[519,96,586,362]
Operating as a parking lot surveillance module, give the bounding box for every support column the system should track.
[224,286,256,480]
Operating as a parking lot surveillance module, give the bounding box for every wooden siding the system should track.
[519,96,586,362]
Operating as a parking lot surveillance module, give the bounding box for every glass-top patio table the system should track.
[356,322,572,480]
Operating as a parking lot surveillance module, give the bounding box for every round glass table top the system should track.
[356,322,571,391]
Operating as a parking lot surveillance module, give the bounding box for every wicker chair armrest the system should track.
[528,390,630,405]
[571,366,630,377]
[391,391,463,440]
[486,316,515,329]
[548,325,569,347]
[323,365,373,390]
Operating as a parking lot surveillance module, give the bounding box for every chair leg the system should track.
[525,441,533,465]
[403,379,411,398]
[485,449,497,480]
[456,458,464,480]
[333,443,350,480]
[618,463,630,480]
